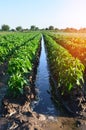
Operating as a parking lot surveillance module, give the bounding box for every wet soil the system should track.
[0,111,86,130]
[0,61,8,108]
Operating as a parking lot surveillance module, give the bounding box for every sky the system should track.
[0,0,86,29]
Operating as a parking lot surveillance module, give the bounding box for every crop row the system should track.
[0,32,38,64]
[43,33,85,97]
[7,33,41,97]
[48,32,86,66]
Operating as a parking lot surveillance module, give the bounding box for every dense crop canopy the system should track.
[43,33,85,96]
[7,33,41,97]
[0,32,41,97]
[48,32,86,66]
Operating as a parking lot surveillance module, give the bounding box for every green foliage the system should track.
[7,33,41,97]
[1,24,10,31]
[0,32,41,97]
[8,57,32,74]
[44,34,85,96]
[30,25,39,31]
[49,25,54,30]
[8,73,27,97]
[49,32,86,66]
[30,25,36,31]
[0,32,39,65]
[16,26,22,31]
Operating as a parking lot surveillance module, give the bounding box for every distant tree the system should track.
[64,27,77,32]
[41,28,45,30]
[16,26,22,31]
[1,24,10,31]
[79,28,86,33]
[35,27,39,30]
[11,29,15,32]
[30,25,36,31]
[49,26,54,30]
[22,28,29,32]
[45,28,48,30]
[55,28,59,31]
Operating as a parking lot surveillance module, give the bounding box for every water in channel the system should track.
[33,36,60,116]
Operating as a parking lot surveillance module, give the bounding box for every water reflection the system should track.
[33,36,60,116]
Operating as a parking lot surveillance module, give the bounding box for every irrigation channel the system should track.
[32,36,66,116]
[31,36,86,130]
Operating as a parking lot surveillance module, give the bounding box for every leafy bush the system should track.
[8,73,27,97]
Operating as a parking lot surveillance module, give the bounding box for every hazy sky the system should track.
[0,0,86,29]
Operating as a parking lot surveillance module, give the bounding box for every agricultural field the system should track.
[0,0,86,129]
[48,32,86,66]
[1,31,85,99]
[43,32,86,114]
[0,31,86,130]
[43,33,84,94]
[0,32,41,97]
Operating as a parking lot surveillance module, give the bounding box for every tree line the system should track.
[0,24,86,32]
[0,25,39,31]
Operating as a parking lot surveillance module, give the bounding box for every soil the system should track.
[0,104,86,130]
